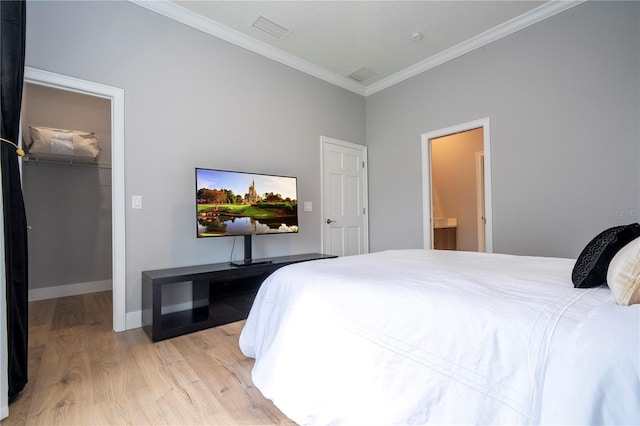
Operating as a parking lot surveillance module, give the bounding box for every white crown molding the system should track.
[128,0,366,96]
[365,0,586,96]
[130,0,585,98]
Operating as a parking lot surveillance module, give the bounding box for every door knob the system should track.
[326,219,335,224]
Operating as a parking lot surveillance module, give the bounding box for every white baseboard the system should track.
[28,279,112,302]
[26,281,151,332]
[162,301,194,315]
[28,289,200,332]
[124,301,194,331]
[126,310,142,330]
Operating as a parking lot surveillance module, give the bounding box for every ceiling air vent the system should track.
[251,15,291,40]
[348,67,377,83]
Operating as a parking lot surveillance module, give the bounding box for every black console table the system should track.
[142,253,336,341]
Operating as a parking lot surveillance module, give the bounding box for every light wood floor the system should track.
[1,291,293,425]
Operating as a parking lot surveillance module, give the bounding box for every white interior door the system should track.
[321,136,368,256]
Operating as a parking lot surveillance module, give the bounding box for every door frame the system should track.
[475,151,486,252]
[23,67,127,332]
[420,118,493,252]
[320,135,369,255]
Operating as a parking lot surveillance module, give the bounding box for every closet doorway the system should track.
[421,118,493,253]
[22,83,112,298]
[22,68,126,332]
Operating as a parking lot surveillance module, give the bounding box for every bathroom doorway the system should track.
[421,118,493,252]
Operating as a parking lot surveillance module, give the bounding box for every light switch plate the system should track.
[132,195,142,209]
[304,201,312,212]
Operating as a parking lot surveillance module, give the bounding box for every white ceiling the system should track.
[131,0,584,96]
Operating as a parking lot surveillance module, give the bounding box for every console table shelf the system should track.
[142,253,336,341]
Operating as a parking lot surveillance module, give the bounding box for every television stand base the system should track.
[229,259,273,267]
[142,253,338,341]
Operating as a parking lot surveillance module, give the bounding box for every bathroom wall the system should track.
[431,128,484,252]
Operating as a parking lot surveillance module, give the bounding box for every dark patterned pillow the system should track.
[572,223,640,288]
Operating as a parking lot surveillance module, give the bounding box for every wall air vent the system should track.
[348,67,377,83]
[251,15,291,40]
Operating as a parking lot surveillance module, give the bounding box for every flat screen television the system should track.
[195,167,298,266]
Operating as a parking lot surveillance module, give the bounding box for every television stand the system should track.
[142,253,336,342]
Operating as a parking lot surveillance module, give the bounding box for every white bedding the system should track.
[239,249,640,425]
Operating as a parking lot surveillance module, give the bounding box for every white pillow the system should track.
[606,236,640,306]
[29,126,100,158]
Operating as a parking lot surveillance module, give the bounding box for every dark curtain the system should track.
[0,0,28,403]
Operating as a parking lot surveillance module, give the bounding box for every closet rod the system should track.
[22,154,111,170]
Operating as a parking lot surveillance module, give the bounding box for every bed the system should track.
[239,249,640,425]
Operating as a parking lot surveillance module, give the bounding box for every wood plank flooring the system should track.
[1,291,293,425]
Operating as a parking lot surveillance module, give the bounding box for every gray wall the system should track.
[24,0,640,316]
[21,84,112,290]
[25,1,365,313]
[366,1,640,258]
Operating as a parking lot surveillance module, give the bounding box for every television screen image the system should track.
[196,168,299,238]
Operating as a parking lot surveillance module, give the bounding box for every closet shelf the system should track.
[23,153,111,169]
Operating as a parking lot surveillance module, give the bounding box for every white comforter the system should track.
[239,249,640,425]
